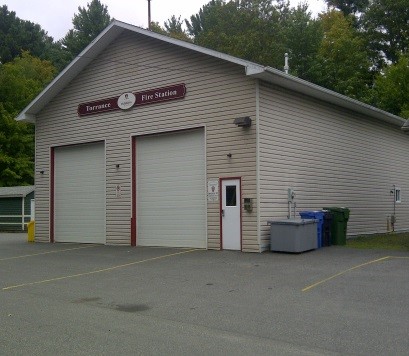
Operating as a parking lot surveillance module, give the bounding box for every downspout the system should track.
[255,80,261,252]
[392,184,396,232]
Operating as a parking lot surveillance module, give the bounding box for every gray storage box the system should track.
[267,219,318,253]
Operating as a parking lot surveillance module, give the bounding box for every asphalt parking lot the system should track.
[1,233,408,355]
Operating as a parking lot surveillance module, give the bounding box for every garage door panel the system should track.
[54,142,105,244]
[136,130,206,248]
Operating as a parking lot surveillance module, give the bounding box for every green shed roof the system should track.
[0,186,35,198]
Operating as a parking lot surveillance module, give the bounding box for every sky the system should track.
[2,0,327,41]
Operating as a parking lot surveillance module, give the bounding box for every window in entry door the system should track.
[226,185,237,206]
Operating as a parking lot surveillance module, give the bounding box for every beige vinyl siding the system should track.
[258,82,409,249]
[35,32,258,251]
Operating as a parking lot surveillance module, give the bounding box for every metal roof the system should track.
[0,186,35,198]
[16,20,406,128]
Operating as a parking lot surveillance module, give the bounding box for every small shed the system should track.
[0,186,35,231]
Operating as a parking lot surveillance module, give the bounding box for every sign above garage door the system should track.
[77,83,186,116]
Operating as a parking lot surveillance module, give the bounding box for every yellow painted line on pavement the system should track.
[302,256,391,292]
[3,248,200,291]
[0,245,98,261]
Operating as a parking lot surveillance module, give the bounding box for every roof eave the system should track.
[0,186,35,198]
[16,20,263,124]
[15,20,405,128]
[16,21,126,123]
[115,21,263,70]
[248,67,405,127]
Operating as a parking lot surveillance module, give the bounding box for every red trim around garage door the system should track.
[131,137,137,246]
[50,141,105,244]
[131,127,205,247]
[50,147,55,243]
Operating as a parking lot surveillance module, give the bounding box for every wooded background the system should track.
[1,0,408,186]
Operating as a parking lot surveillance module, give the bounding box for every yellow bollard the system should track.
[27,221,35,242]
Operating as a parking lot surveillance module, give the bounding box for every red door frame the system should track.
[219,177,242,251]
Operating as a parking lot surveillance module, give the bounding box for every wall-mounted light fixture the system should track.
[227,153,232,158]
[39,170,45,175]
[116,164,120,169]
[233,116,252,128]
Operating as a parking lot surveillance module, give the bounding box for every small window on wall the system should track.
[395,188,401,203]
[226,185,237,206]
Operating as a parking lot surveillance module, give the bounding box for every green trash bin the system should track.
[323,207,350,245]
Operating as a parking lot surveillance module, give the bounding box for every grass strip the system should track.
[347,232,409,251]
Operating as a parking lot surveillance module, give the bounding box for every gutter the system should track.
[246,66,406,128]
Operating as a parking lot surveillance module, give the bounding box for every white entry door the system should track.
[221,179,241,250]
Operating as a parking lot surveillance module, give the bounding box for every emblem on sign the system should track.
[117,93,136,110]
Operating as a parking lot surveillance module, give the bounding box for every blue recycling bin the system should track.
[299,211,326,248]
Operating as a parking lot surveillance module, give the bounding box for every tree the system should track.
[186,0,225,40]
[324,0,368,16]
[374,54,409,118]
[184,0,326,75]
[43,41,73,73]
[362,0,409,67]
[149,22,167,35]
[150,15,192,42]
[164,15,190,41]
[0,52,56,186]
[0,5,56,64]
[282,4,323,80]
[62,0,111,59]
[0,52,56,114]
[0,105,34,186]
[186,0,290,69]
[311,10,372,100]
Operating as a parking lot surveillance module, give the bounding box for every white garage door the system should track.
[136,129,206,248]
[54,142,105,243]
